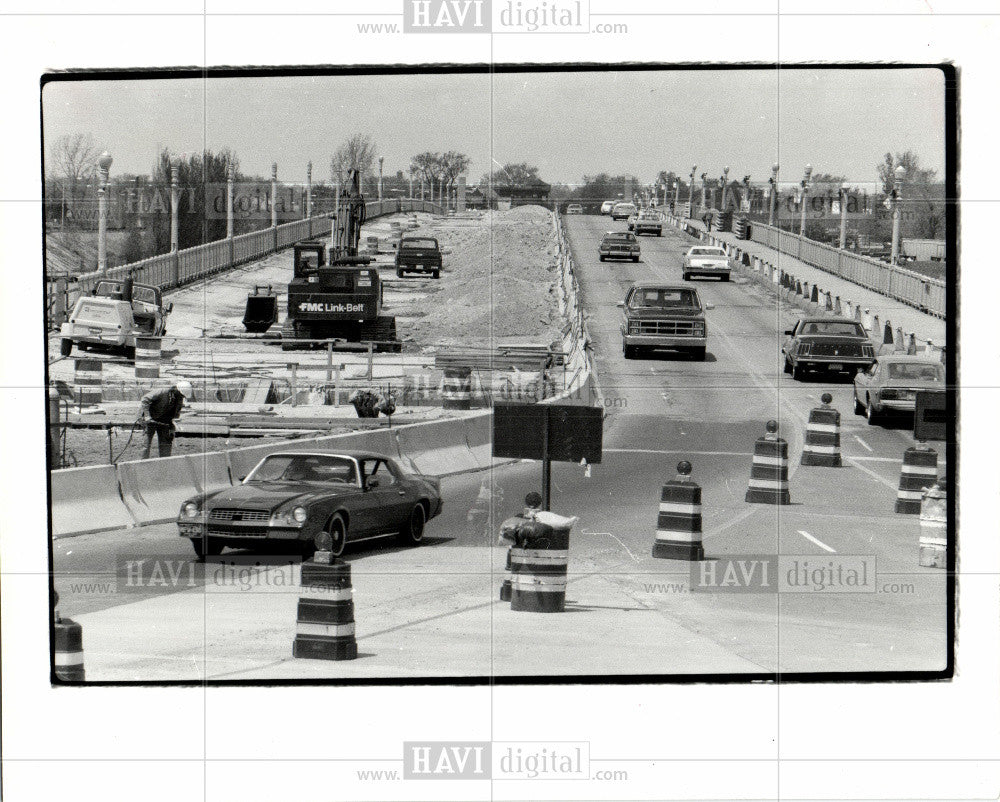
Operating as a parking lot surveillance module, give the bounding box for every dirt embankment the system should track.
[405,206,563,348]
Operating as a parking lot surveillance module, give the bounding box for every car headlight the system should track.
[692,323,706,336]
[797,342,812,356]
[292,506,308,523]
[182,501,200,518]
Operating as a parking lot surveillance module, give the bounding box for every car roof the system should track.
[604,231,633,236]
[630,282,693,290]
[800,316,858,323]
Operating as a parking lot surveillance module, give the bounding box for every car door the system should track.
[782,321,800,361]
[352,459,409,536]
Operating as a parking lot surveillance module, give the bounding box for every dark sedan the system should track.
[177,452,442,560]
[782,317,876,380]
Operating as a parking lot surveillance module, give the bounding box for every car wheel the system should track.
[123,345,136,360]
[191,536,224,561]
[722,274,731,282]
[792,362,805,381]
[690,347,706,361]
[682,273,690,281]
[632,256,639,262]
[623,343,637,359]
[432,269,440,279]
[865,395,881,426]
[400,503,426,545]
[854,393,865,415]
[396,267,404,278]
[599,255,606,262]
[60,338,73,357]
[783,355,793,375]
[656,231,662,237]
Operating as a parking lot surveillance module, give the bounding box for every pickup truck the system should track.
[619,283,712,360]
[59,278,172,358]
[395,236,442,279]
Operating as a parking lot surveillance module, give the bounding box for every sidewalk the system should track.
[671,214,947,349]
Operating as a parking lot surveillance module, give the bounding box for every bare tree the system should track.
[410,152,445,202]
[438,151,471,200]
[49,133,103,223]
[877,151,945,240]
[331,134,378,194]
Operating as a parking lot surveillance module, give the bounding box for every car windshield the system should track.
[615,204,636,212]
[630,288,699,309]
[801,321,866,337]
[401,238,437,249]
[887,362,943,381]
[690,248,726,257]
[94,282,157,304]
[246,454,357,484]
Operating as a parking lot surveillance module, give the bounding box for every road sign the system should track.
[914,390,947,442]
[493,403,603,509]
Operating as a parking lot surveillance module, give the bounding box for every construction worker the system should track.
[139,380,192,459]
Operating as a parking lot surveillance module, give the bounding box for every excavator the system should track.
[272,168,400,351]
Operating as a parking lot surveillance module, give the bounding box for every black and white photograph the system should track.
[2,3,997,802]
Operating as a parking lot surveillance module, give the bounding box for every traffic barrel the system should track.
[810,284,819,304]
[466,478,494,540]
[834,296,843,316]
[134,336,161,380]
[745,420,791,505]
[795,279,803,296]
[895,446,939,514]
[510,518,570,613]
[800,393,842,467]
[918,474,947,568]
[500,547,513,601]
[53,591,85,681]
[652,460,705,561]
[73,358,102,407]
[293,553,358,661]
[442,366,472,410]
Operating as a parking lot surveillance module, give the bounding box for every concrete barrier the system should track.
[117,455,204,526]
[188,451,233,494]
[394,417,480,477]
[50,464,137,537]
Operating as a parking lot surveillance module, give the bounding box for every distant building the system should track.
[493,177,551,207]
[902,238,946,261]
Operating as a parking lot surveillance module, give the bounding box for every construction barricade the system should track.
[74,358,102,407]
[652,460,704,561]
[507,511,575,613]
[442,366,473,410]
[800,394,842,467]
[293,555,358,661]
[918,475,947,568]
[134,336,161,380]
[746,420,791,505]
[895,445,939,514]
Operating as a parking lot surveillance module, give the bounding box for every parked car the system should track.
[177,452,442,560]
[619,283,712,360]
[600,200,616,215]
[395,236,442,278]
[853,354,945,425]
[634,210,663,237]
[598,231,640,262]
[782,317,876,380]
[59,279,172,358]
[611,202,637,221]
[566,203,583,215]
[682,245,731,281]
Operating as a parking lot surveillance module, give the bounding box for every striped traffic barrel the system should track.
[745,420,791,505]
[800,394,842,467]
[54,617,85,681]
[293,559,357,660]
[510,520,570,613]
[73,359,102,406]
[653,461,705,561]
[134,336,162,380]
[918,475,947,568]
[895,445,939,514]
[442,366,472,410]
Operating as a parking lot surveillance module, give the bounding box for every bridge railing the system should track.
[749,221,946,318]
[49,199,445,330]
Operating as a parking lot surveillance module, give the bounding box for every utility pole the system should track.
[305,161,313,220]
[169,156,180,254]
[890,165,905,264]
[378,156,384,202]
[799,164,812,237]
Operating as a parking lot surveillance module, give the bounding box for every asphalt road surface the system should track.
[52,214,947,677]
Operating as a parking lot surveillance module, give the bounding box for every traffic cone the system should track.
[895,445,939,514]
[293,552,358,661]
[746,420,791,504]
[810,284,819,304]
[918,473,947,568]
[466,477,497,541]
[800,393,842,467]
[834,296,843,316]
[53,591,85,681]
[879,320,894,354]
[653,461,705,561]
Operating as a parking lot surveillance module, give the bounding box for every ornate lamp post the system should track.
[700,172,708,214]
[305,161,313,220]
[767,163,779,226]
[96,151,113,274]
[688,165,697,217]
[169,155,181,254]
[798,164,812,237]
[378,156,384,202]
[890,165,906,265]
[270,163,278,231]
[226,160,235,238]
[720,166,730,210]
[838,182,849,250]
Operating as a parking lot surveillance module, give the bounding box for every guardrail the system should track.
[49,199,446,330]
[748,221,946,319]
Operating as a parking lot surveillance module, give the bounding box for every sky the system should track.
[42,67,946,188]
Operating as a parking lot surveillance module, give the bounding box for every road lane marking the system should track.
[797,529,837,553]
[854,435,874,452]
[703,507,758,540]
[845,456,899,490]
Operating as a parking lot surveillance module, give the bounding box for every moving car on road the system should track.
[611,202,637,221]
[566,203,583,215]
[782,317,876,380]
[634,210,663,237]
[619,283,711,360]
[600,200,616,215]
[395,236,442,279]
[177,452,442,560]
[853,354,945,425]
[599,231,640,262]
[682,245,731,281]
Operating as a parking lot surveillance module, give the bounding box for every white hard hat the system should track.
[176,380,193,398]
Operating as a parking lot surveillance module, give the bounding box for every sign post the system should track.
[492,402,603,510]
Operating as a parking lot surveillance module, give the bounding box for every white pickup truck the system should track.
[59,279,172,358]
